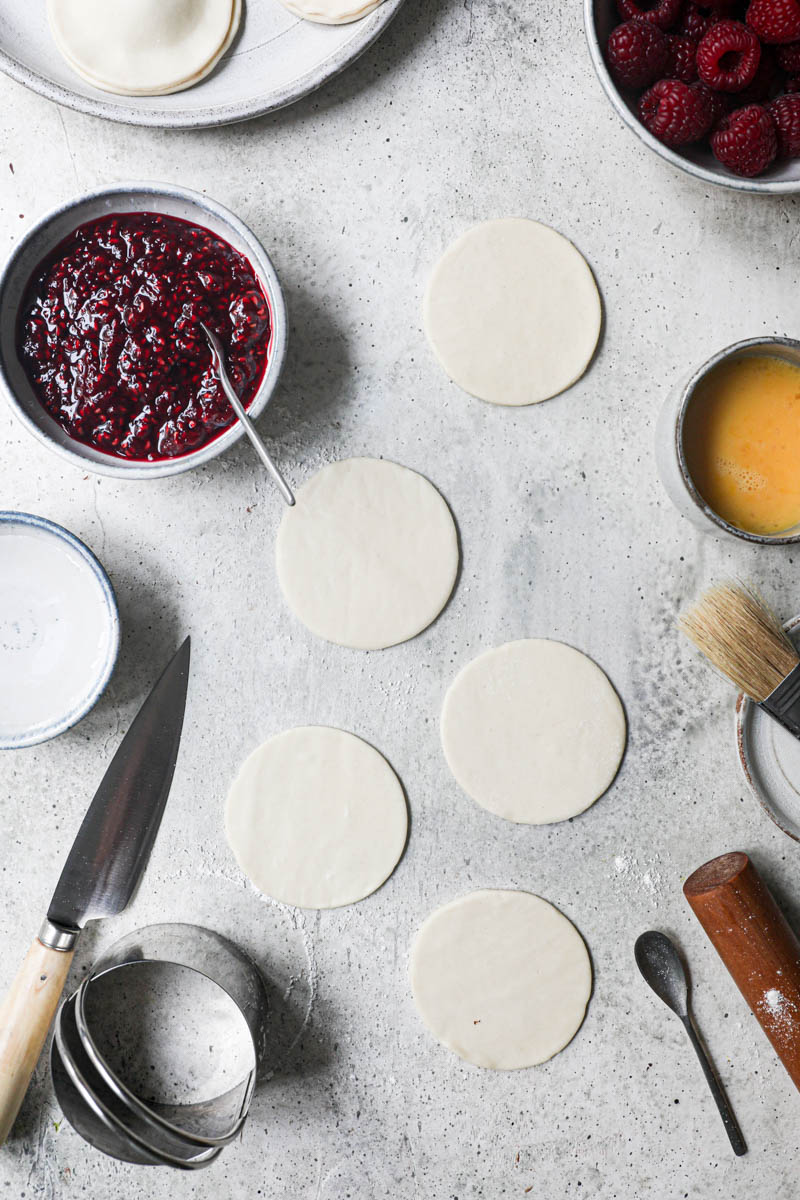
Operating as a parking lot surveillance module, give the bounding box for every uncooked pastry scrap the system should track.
[441,639,626,824]
[277,0,383,24]
[410,889,592,1069]
[225,726,407,909]
[423,218,601,406]
[276,457,459,650]
[47,0,240,97]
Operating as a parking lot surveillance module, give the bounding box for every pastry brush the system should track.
[679,581,800,738]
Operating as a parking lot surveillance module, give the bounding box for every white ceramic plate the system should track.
[0,512,119,749]
[0,0,405,129]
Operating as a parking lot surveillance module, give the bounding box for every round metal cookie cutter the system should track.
[51,923,269,1168]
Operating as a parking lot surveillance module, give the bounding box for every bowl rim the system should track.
[0,180,289,479]
[736,612,800,843]
[0,510,120,749]
[584,0,800,195]
[675,335,800,544]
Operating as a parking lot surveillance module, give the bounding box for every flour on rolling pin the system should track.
[760,988,799,1037]
[684,851,800,1092]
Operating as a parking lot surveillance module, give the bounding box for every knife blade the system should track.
[0,636,191,1145]
[46,634,191,934]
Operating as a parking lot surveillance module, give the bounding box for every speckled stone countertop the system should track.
[2,2,800,1197]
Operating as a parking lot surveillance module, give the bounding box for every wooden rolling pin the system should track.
[684,851,800,1093]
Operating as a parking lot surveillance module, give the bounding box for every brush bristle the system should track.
[678,582,798,703]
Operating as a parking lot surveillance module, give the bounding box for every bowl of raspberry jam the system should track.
[0,183,288,478]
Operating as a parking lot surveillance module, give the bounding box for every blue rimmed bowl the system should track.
[0,512,119,748]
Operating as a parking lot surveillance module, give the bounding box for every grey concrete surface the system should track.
[2,1,800,1196]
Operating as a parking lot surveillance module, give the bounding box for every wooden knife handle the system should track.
[0,939,74,1145]
[684,851,800,1093]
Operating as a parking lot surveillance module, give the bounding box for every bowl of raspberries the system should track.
[586,0,800,188]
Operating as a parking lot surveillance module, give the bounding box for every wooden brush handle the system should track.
[684,851,800,1093]
[0,939,74,1145]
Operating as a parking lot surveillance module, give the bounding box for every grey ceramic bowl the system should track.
[655,336,800,542]
[0,182,288,479]
[585,0,800,193]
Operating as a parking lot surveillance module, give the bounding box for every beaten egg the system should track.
[683,353,800,536]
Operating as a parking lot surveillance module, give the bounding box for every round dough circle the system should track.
[441,640,626,824]
[225,726,407,909]
[48,0,239,97]
[276,458,459,650]
[410,890,591,1069]
[423,218,601,407]
[277,0,383,23]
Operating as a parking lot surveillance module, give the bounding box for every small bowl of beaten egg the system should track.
[656,337,800,545]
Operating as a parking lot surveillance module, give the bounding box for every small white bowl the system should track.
[585,0,800,193]
[736,614,800,842]
[0,512,119,748]
[0,182,288,479]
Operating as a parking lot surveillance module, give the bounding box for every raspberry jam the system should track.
[18,211,271,461]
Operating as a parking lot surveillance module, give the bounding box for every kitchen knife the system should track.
[0,636,191,1145]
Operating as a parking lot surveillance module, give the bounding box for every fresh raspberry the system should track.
[639,78,714,142]
[711,103,778,171]
[768,92,800,151]
[606,20,670,86]
[618,0,683,29]
[665,32,700,78]
[695,80,729,123]
[734,44,778,100]
[746,0,800,43]
[678,2,718,39]
[777,39,800,67]
[697,19,761,89]
[785,71,800,87]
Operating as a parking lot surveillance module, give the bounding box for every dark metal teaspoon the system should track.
[634,930,747,1157]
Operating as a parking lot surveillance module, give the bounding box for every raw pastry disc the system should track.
[441,639,626,824]
[47,0,240,97]
[276,457,459,650]
[423,218,601,407]
[276,0,383,24]
[410,890,592,1069]
[225,726,407,909]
